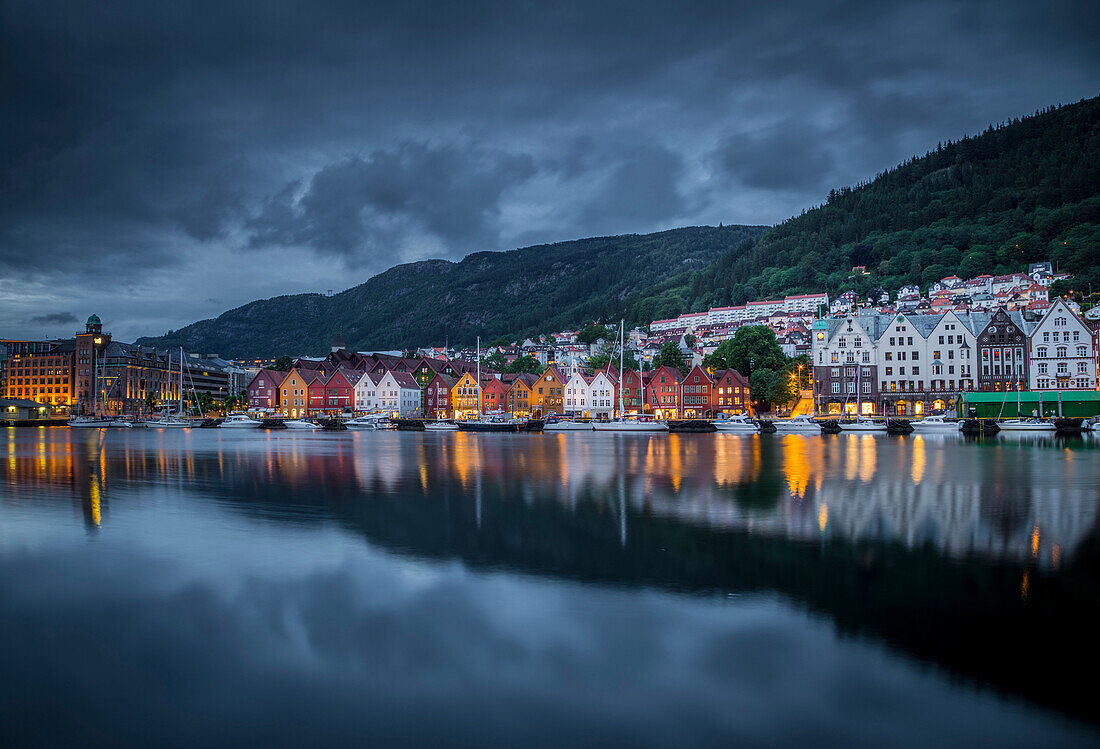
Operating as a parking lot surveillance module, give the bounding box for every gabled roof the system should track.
[390,372,420,389]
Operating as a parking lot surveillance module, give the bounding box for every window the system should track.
[1077,346,1087,357]
[1057,347,1067,358]
[831,382,840,394]
[912,352,919,361]
[885,367,893,376]
[1043,332,1050,342]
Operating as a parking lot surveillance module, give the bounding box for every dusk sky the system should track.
[2,1,1097,343]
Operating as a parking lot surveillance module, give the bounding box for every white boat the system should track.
[543,417,593,431]
[839,415,886,433]
[68,416,114,428]
[998,418,1056,432]
[910,415,961,432]
[344,414,391,430]
[283,419,320,430]
[773,415,821,433]
[592,416,668,432]
[220,413,261,428]
[712,414,759,433]
[424,421,459,431]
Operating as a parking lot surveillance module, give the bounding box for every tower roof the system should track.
[86,314,101,325]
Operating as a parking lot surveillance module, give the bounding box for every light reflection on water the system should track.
[0,428,1097,747]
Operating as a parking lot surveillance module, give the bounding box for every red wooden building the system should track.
[645,365,683,418]
[246,369,286,411]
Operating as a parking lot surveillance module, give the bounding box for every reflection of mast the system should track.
[618,471,627,547]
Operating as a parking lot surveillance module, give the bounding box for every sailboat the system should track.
[594,320,668,432]
[155,348,193,428]
[998,379,1054,432]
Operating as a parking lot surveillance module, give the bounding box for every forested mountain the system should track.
[137,225,764,357]
[625,95,1100,323]
[142,96,1100,358]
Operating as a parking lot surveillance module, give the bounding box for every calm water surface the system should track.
[1,428,1098,747]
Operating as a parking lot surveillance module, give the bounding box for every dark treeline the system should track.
[138,225,764,357]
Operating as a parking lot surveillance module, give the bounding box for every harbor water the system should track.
[0,428,1097,747]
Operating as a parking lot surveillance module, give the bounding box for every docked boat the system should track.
[838,415,887,433]
[772,415,822,434]
[910,415,961,432]
[543,417,593,431]
[344,414,392,430]
[68,416,114,428]
[152,414,193,428]
[219,413,261,428]
[424,421,459,431]
[592,415,668,432]
[712,414,759,433]
[457,415,521,432]
[283,419,321,430]
[998,418,1056,432]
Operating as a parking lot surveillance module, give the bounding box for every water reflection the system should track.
[0,429,1098,740]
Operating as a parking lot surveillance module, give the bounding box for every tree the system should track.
[489,336,511,347]
[402,349,417,359]
[505,355,541,374]
[787,354,812,389]
[766,372,800,413]
[272,355,294,371]
[705,326,785,377]
[684,333,697,348]
[588,349,640,372]
[652,341,687,375]
[750,368,778,411]
[577,324,610,344]
[144,392,158,413]
[482,351,506,371]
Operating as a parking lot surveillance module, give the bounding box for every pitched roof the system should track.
[390,372,419,388]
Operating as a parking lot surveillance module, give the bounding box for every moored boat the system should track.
[712,414,759,433]
[998,418,1056,432]
[773,415,821,434]
[68,416,114,428]
[457,415,521,432]
[219,413,261,428]
[838,415,887,433]
[283,419,321,430]
[910,415,961,432]
[592,415,668,432]
[424,421,459,431]
[543,417,593,431]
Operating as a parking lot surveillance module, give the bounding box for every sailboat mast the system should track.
[618,319,624,417]
[179,346,184,416]
[476,336,481,415]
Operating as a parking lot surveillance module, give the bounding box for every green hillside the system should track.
[137,225,764,357]
[627,95,1100,322]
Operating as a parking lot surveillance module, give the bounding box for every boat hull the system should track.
[283,421,320,430]
[424,423,458,431]
[68,419,114,428]
[543,422,593,431]
[998,421,1056,432]
[713,422,758,433]
[457,422,520,432]
[838,424,886,432]
[592,421,668,432]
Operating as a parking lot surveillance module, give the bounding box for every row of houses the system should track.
[812,299,1098,416]
[246,336,753,419]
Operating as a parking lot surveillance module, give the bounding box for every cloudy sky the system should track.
[1,1,1097,342]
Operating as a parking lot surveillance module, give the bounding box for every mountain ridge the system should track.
[137,225,766,357]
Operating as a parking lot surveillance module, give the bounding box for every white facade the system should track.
[354,372,383,412]
[1028,299,1098,391]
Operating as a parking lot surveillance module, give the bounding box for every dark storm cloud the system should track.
[0,0,1096,337]
[714,122,835,192]
[28,312,77,325]
[248,143,536,262]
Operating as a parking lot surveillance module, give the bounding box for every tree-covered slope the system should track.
[137,225,764,357]
[627,95,1100,322]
